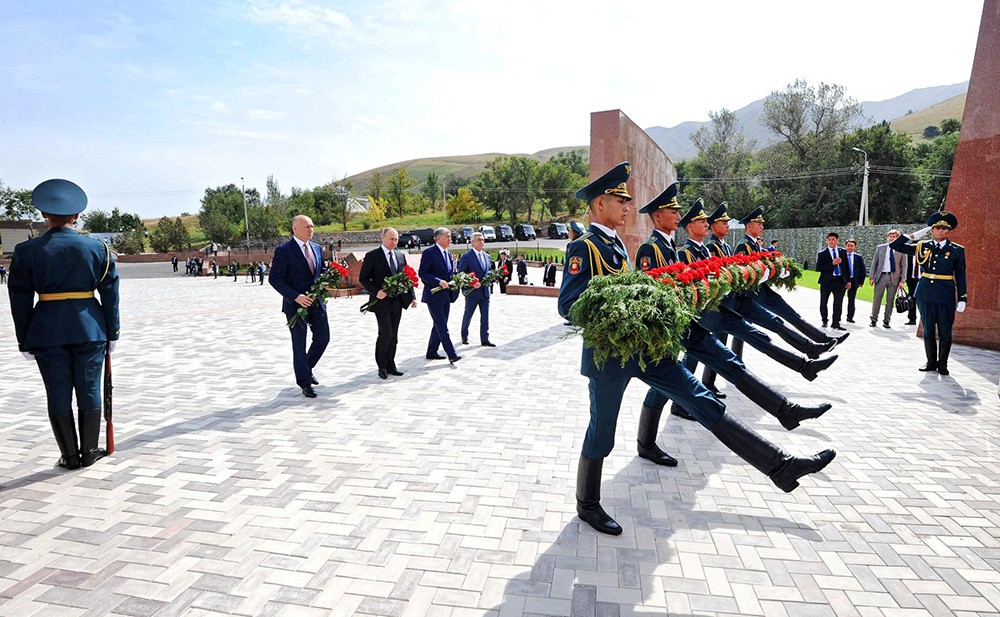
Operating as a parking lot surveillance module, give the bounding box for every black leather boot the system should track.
[79,408,107,467]
[576,456,622,535]
[669,402,696,420]
[710,413,836,493]
[701,367,725,399]
[767,344,811,374]
[776,326,825,359]
[733,373,833,430]
[937,340,952,376]
[801,354,838,382]
[637,405,678,467]
[785,313,830,344]
[919,336,938,372]
[50,414,81,470]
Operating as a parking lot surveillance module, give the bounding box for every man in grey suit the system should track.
[869,229,907,328]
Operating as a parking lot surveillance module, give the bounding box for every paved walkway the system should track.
[1,275,998,617]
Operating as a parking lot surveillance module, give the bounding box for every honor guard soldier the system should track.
[568,221,586,241]
[890,211,967,375]
[8,179,120,470]
[734,206,847,348]
[560,164,835,536]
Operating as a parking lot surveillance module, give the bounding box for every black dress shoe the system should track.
[301,385,317,398]
[449,355,462,364]
[832,324,847,331]
[637,443,679,467]
[310,374,319,385]
[80,448,107,468]
[481,341,496,347]
[378,368,388,379]
[846,318,855,323]
[426,353,445,360]
[822,321,828,328]
[833,332,850,345]
[670,403,696,420]
[882,322,890,328]
[388,369,404,376]
[870,319,877,327]
[905,320,917,325]
[707,385,726,399]
[461,339,469,345]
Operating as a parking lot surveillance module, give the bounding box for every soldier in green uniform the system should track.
[890,212,966,375]
[8,179,120,469]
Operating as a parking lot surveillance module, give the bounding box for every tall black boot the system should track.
[50,414,81,470]
[733,373,833,430]
[937,340,952,376]
[801,355,838,382]
[785,313,835,345]
[637,405,678,467]
[775,326,827,359]
[919,336,938,372]
[78,409,107,467]
[709,413,836,493]
[576,456,622,535]
[701,366,726,399]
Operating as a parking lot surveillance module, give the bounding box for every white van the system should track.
[479,225,497,242]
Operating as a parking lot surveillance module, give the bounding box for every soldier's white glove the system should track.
[108,340,118,354]
[908,226,932,240]
[780,268,791,279]
[957,301,966,313]
[21,351,34,361]
[759,267,770,283]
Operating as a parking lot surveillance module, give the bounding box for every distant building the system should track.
[0,220,48,254]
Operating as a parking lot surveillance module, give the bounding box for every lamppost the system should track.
[851,147,870,226]
[241,177,250,254]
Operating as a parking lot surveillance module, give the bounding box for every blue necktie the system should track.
[832,249,840,276]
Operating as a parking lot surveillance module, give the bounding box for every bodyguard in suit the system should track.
[8,179,120,469]
[359,227,416,379]
[495,251,512,294]
[843,239,867,323]
[516,257,528,284]
[419,227,461,363]
[268,215,329,397]
[561,164,834,536]
[891,212,967,375]
[542,257,558,286]
[869,229,906,328]
[458,232,495,347]
[816,232,851,330]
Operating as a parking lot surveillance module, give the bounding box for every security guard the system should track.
[560,164,835,536]
[8,179,120,469]
[734,206,848,349]
[890,211,966,375]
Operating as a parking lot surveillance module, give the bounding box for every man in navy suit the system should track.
[458,232,495,347]
[816,232,851,330]
[419,227,461,363]
[843,239,867,323]
[268,215,329,397]
[8,179,120,470]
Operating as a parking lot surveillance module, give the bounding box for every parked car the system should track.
[479,225,497,242]
[461,226,475,243]
[400,234,421,249]
[405,228,436,246]
[547,223,569,239]
[514,224,536,241]
[497,224,514,242]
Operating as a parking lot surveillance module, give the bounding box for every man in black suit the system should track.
[843,239,866,323]
[418,227,461,363]
[359,228,416,379]
[496,251,512,293]
[516,256,528,285]
[268,215,329,397]
[542,257,557,286]
[816,232,851,330]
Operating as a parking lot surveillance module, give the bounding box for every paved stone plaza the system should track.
[2,268,999,617]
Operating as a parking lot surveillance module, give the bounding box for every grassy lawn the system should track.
[795,269,875,303]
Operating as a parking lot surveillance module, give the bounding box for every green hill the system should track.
[890,93,966,142]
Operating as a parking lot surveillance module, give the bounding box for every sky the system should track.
[0,0,986,219]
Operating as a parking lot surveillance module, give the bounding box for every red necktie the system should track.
[304,243,315,273]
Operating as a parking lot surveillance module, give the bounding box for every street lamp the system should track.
[240,177,250,254]
[851,147,869,226]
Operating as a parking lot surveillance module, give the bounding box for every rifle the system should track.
[104,348,115,455]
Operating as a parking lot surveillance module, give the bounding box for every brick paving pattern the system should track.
[1,271,998,616]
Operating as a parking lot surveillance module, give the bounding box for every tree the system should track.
[315,179,356,231]
[762,79,863,164]
[148,217,173,252]
[915,131,959,215]
[385,168,413,219]
[368,170,383,203]
[114,229,146,255]
[446,188,484,223]
[537,159,584,221]
[286,187,317,222]
[940,118,961,135]
[923,126,941,139]
[470,156,539,223]
[247,204,282,248]
[684,108,757,206]
[548,149,589,177]
[422,172,441,213]
[82,207,143,233]
[198,184,244,244]
[81,209,112,232]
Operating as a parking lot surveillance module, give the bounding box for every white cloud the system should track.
[246,0,352,35]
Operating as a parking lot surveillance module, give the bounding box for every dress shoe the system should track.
[905,320,917,325]
[882,322,890,328]
[670,403,696,420]
[802,354,838,382]
[832,324,846,331]
[833,332,850,345]
[846,318,855,323]
[461,339,469,345]
[449,355,462,364]
[870,319,877,327]
[822,321,828,328]
[301,385,317,398]
[481,341,496,347]
[637,443,678,467]
[707,385,726,400]
[388,369,404,376]
[426,353,445,360]
[378,368,388,380]
[310,374,319,385]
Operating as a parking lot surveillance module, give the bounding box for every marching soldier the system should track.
[8,179,119,470]
[560,164,834,536]
[890,212,966,375]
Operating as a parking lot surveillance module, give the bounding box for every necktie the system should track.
[889,248,896,273]
[388,250,397,273]
[304,242,315,273]
[849,254,854,277]
[443,249,451,273]
[832,249,840,276]
[479,252,487,271]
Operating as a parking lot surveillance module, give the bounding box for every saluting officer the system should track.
[890,211,967,375]
[8,179,120,470]
[560,164,835,536]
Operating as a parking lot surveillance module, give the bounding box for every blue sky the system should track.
[0,0,985,218]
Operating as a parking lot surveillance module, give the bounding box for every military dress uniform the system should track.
[8,179,120,470]
[889,211,967,375]
[561,165,835,536]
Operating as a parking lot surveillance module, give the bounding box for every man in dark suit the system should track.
[8,179,120,470]
[268,215,329,397]
[843,239,867,323]
[458,232,495,347]
[816,232,851,330]
[495,251,512,294]
[542,257,557,286]
[359,227,416,379]
[419,227,461,363]
[516,256,528,284]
